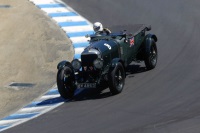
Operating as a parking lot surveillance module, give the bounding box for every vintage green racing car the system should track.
[57,24,158,99]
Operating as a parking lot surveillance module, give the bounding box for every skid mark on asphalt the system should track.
[0,0,93,132]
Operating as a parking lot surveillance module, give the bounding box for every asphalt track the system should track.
[4,0,200,133]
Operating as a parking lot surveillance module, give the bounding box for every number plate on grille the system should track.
[77,83,96,88]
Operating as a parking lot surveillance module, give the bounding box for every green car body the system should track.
[57,24,158,99]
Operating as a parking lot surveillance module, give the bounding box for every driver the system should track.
[93,22,111,35]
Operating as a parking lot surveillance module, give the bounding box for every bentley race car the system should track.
[57,24,158,99]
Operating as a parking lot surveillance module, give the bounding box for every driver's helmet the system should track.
[93,22,103,32]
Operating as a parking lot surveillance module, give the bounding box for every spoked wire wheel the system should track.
[114,69,123,89]
[108,62,125,95]
[150,44,157,67]
[57,66,75,99]
[144,40,158,70]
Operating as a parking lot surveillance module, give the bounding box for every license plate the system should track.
[77,83,96,88]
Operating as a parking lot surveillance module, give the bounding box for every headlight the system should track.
[71,59,81,71]
[93,58,103,69]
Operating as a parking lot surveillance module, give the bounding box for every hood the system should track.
[82,39,118,56]
[81,39,119,66]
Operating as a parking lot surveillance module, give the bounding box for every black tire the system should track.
[108,62,125,95]
[57,66,75,99]
[144,40,158,70]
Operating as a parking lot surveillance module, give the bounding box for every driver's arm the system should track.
[103,28,111,35]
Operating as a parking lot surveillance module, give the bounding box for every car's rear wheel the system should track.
[144,39,158,70]
[57,66,75,99]
[108,62,125,95]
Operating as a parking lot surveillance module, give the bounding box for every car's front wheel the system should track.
[57,66,75,99]
[108,62,125,95]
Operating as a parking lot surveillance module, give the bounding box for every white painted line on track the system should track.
[39,94,61,101]
[75,47,86,55]
[29,0,57,4]
[41,8,70,14]
[17,106,51,114]
[53,16,86,23]
[62,25,93,33]
[0,119,23,125]
[28,0,55,2]
[70,36,90,44]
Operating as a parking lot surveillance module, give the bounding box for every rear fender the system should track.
[145,34,157,42]
[143,34,157,58]
[144,34,157,53]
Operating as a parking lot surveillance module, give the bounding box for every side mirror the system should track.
[146,25,151,31]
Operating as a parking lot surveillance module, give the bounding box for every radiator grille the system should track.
[81,54,98,66]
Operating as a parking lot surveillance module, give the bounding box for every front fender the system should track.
[110,58,125,69]
[57,60,72,70]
